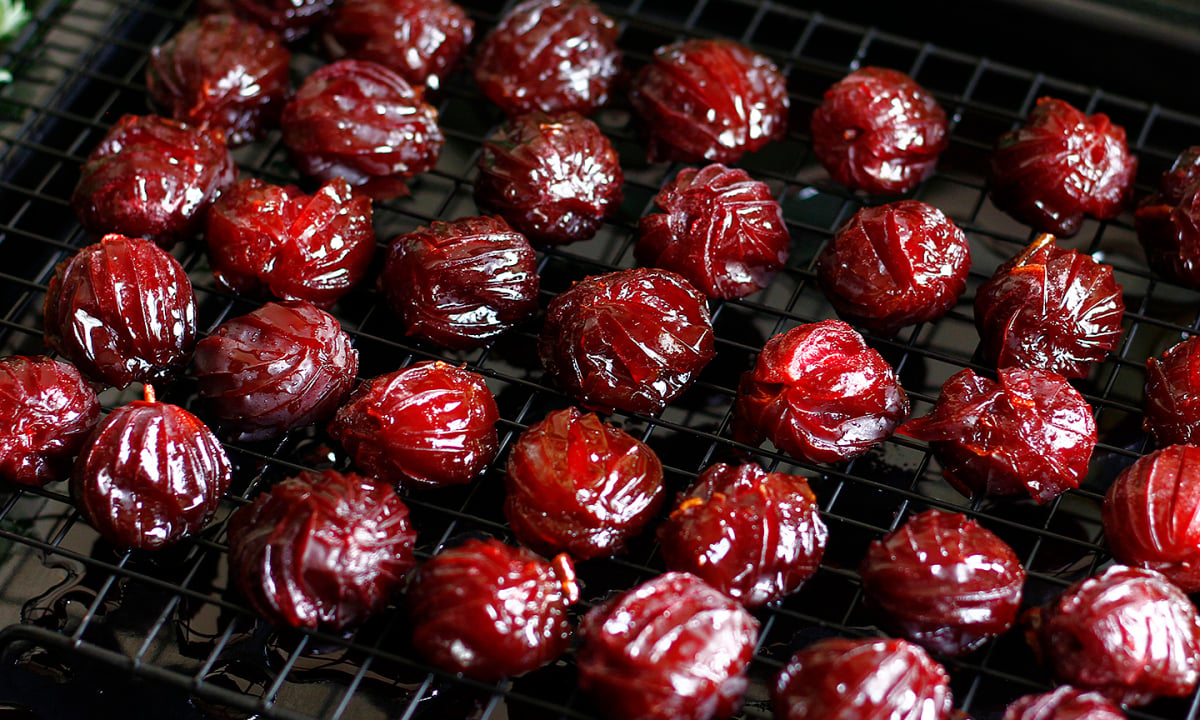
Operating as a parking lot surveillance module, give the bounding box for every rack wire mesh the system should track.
[2,0,1200,718]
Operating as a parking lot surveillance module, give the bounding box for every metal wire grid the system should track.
[0,0,1199,718]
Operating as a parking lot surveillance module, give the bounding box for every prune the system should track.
[0,356,100,487]
[1002,686,1126,720]
[1135,146,1200,287]
[899,367,1096,503]
[538,267,716,415]
[809,67,949,195]
[281,59,443,200]
[472,0,620,116]
[1028,564,1200,706]
[816,200,970,336]
[197,0,334,43]
[474,111,623,245]
[146,14,290,146]
[989,97,1137,236]
[860,509,1025,656]
[1143,336,1200,446]
[44,234,198,389]
[379,216,539,350]
[732,319,909,464]
[192,301,359,442]
[227,469,415,630]
[71,386,231,550]
[328,361,499,489]
[204,177,374,308]
[975,233,1125,379]
[772,637,953,720]
[505,407,663,559]
[407,537,578,681]
[629,38,788,164]
[320,0,473,92]
[72,114,236,248]
[577,571,759,720]
[657,462,827,608]
[636,164,790,300]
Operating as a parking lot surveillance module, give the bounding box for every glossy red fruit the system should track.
[657,463,827,608]
[975,233,1125,379]
[474,112,623,246]
[630,38,788,164]
[407,538,579,681]
[1029,564,1200,706]
[1135,146,1200,288]
[860,509,1025,656]
[192,301,359,442]
[71,387,231,551]
[1143,336,1200,446]
[1003,686,1125,720]
[472,0,620,116]
[0,356,100,487]
[577,571,759,720]
[538,267,716,415]
[197,0,334,43]
[504,407,663,560]
[72,114,236,248]
[732,319,909,464]
[205,177,374,308]
[636,164,790,300]
[227,469,415,630]
[899,367,1096,503]
[328,361,499,489]
[43,234,198,389]
[810,67,949,195]
[379,216,539,350]
[989,97,1137,236]
[281,59,443,200]
[320,0,473,92]
[817,200,970,336]
[772,637,953,720]
[1102,445,1200,593]
[146,14,290,146]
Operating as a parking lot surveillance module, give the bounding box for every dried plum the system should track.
[197,0,334,43]
[1003,686,1127,720]
[1143,335,1200,446]
[1136,146,1200,287]
[0,356,100,487]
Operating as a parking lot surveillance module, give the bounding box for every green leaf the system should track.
[0,0,30,40]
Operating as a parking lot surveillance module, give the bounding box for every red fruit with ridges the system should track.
[1002,686,1127,720]
[197,0,334,43]
[0,356,100,487]
[1136,146,1200,288]
[1143,336,1200,446]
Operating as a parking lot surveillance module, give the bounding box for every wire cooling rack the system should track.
[2,0,1200,718]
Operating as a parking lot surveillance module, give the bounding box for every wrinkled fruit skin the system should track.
[472,0,620,116]
[899,367,1096,503]
[44,234,198,388]
[146,13,290,146]
[1002,686,1127,720]
[0,356,100,487]
[328,361,499,489]
[71,396,231,550]
[197,0,334,43]
[630,38,788,164]
[505,407,664,560]
[475,112,623,245]
[380,216,539,349]
[1143,336,1200,446]
[407,538,578,682]
[281,59,443,200]
[321,0,473,93]
[192,300,359,442]
[636,163,790,299]
[817,200,970,336]
[227,469,415,630]
[772,637,953,720]
[989,97,1137,236]
[577,571,759,720]
[733,319,909,464]
[538,267,716,415]
[205,177,374,308]
[1031,564,1200,706]
[975,233,1124,379]
[860,509,1025,656]
[1135,146,1200,287]
[658,462,827,608]
[810,67,949,195]
[1103,445,1200,593]
[72,114,236,248]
